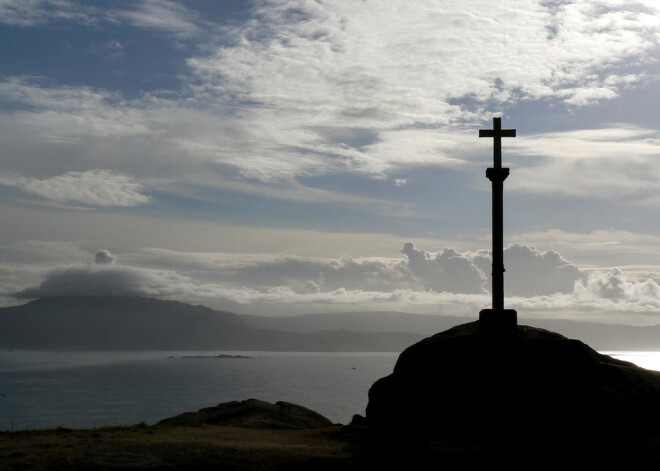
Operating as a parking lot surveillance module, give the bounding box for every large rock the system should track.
[158,398,334,429]
[365,321,660,462]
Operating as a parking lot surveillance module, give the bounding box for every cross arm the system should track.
[479,129,516,138]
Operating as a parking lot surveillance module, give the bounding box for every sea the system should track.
[0,350,658,432]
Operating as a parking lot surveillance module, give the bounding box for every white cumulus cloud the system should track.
[472,244,586,296]
[400,242,487,294]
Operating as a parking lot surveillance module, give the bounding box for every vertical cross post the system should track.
[479,117,517,330]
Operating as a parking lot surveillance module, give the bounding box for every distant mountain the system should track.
[242,310,660,351]
[0,297,422,351]
[241,311,464,335]
[2,297,658,351]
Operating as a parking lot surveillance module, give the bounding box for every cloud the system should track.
[575,268,660,303]
[0,0,98,26]
[563,87,619,107]
[4,242,487,303]
[509,127,660,201]
[88,40,125,59]
[176,0,660,182]
[190,0,659,118]
[506,267,660,320]
[400,242,486,294]
[510,229,660,271]
[8,242,660,320]
[122,243,589,298]
[12,259,660,320]
[115,0,203,35]
[126,242,488,295]
[0,77,153,139]
[0,170,150,207]
[8,259,490,317]
[2,0,660,202]
[207,254,417,293]
[9,250,204,301]
[472,244,586,296]
[95,249,115,265]
[0,0,204,35]
[14,264,186,299]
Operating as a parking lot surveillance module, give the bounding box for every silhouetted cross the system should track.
[479,117,516,169]
[479,117,517,330]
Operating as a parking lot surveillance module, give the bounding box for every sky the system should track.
[3,0,660,324]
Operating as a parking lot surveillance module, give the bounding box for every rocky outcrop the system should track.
[158,398,333,429]
[364,321,660,464]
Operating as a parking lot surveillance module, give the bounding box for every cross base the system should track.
[479,308,517,332]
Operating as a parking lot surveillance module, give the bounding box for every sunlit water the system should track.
[602,351,660,371]
[0,350,657,431]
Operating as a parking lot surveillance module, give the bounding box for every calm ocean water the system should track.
[0,350,398,431]
[0,350,658,431]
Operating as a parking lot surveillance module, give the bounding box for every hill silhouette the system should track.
[3,296,660,351]
[361,321,660,467]
[0,296,421,351]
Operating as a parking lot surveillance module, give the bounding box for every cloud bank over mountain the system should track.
[8,242,660,322]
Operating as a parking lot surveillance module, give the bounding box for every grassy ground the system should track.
[0,423,354,470]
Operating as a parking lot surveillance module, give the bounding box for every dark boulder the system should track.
[158,398,334,429]
[365,321,660,464]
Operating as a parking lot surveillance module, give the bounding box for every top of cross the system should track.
[479,117,516,168]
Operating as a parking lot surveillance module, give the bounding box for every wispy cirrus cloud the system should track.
[0,0,98,26]
[0,170,150,207]
[0,0,206,35]
[508,126,660,200]
[114,0,204,35]
[511,229,660,269]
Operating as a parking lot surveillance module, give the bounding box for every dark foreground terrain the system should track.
[0,424,354,471]
[5,420,660,470]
